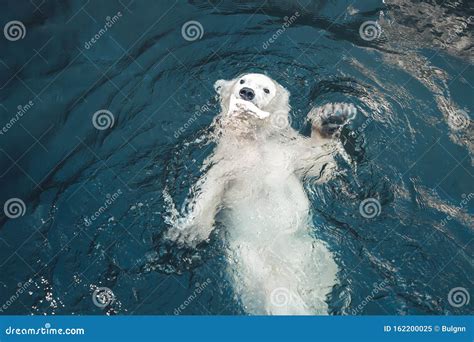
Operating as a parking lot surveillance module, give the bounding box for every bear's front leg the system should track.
[229,96,270,119]
[308,103,356,140]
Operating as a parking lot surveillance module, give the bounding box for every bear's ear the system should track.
[266,83,290,117]
[214,79,233,96]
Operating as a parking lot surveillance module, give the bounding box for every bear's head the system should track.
[214,73,291,131]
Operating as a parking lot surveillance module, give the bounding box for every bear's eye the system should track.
[240,79,245,84]
[264,88,270,94]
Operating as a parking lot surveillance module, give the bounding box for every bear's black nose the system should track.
[239,87,255,101]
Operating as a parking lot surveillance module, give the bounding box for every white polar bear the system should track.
[165,73,356,315]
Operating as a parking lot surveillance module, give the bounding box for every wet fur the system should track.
[166,74,344,314]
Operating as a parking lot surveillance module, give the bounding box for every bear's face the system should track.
[214,74,289,113]
[232,73,277,110]
[214,74,290,131]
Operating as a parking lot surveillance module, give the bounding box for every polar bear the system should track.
[165,73,356,315]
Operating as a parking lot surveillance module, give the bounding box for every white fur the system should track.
[166,73,343,315]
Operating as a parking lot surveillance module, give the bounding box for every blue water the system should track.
[0,0,472,315]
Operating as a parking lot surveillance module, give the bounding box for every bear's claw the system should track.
[309,103,356,138]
